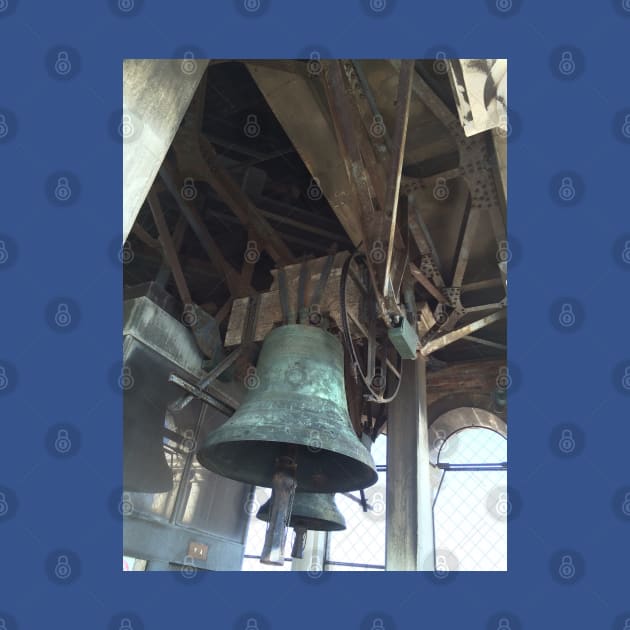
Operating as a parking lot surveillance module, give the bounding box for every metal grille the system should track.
[325,437,387,570]
[433,428,507,571]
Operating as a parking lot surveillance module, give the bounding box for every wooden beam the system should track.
[159,160,247,297]
[199,136,295,266]
[155,215,188,286]
[132,223,160,250]
[147,189,192,306]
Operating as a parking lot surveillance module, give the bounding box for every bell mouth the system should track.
[197,440,377,494]
[256,494,347,531]
[290,516,346,532]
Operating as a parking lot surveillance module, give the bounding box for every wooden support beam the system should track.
[199,136,295,266]
[132,223,160,250]
[421,310,506,356]
[159,160,247,297]
[147,189,192,306]
[204,208,339,254]
[155,215,188,287]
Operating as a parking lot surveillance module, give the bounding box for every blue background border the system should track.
[1,1,629,628]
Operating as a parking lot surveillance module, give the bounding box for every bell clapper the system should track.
[291,526,308,559]
[260,454,297,565]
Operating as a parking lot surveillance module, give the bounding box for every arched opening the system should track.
[430,408,507,571]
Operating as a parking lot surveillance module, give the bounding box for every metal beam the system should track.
[465,335,507,351]
[464,301,506,314]
[401,167,464,194]
[323,60,377,225]
[460,277,504,293]
[451,194,480,288]
[206,190,352,244]
[247,62,367,247]
[408,195,445,289]
[386,357,434,570]
[409,262,447,304]
[421,310,506,356]
[400,62,506,248]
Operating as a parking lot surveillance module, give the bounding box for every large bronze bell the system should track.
[257,493,346,532]
[196,324,377,493]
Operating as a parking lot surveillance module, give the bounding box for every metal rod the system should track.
[437,462,507,471]
[352,60,393,152]
[309,253,335,309]
[297,258,309,323]
[359,489,368,513]
[464,335,507,351]
[169,346,244,412]
[167,373,238,414]
[278,268,291,325]
[324,560,386,570]
[382,59,414,300]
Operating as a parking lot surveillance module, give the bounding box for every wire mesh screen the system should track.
[325,436,387,570]
[433,428,507,572]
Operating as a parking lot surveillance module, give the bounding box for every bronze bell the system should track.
[258,492,346,560]
[197,324,377,493]
[257,493,346,532]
